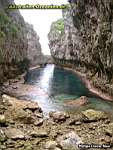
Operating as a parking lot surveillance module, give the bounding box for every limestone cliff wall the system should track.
[48,1,113,96]
[0,0,43,83]
[25,23,44,66]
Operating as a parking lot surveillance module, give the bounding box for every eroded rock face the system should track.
[25,23,44,66]
[48,1,113,96]
[0,0,43,84]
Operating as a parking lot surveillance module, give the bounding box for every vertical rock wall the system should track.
[0,0,43,83]
[48,1,113,96]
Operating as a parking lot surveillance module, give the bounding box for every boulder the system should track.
[64,96,88,107]
[2,94,42,113]
[67,113,88,125]
[2,94,42,124]
[9,108,36,124]
[44,140,58,149]
[0,115,6,125]
[30,130,48,138]
[82,109,108,122]
[5,128,25,140]
[23,101,42,113]
[49,111,69,122]
[57,131,82,150]
[2,94,13,106]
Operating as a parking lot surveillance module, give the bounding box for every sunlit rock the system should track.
[0,115,6,125]
[44,140,58,149]
[64,96,88,107]
[5,128,25,140]
[57,131,82,150]
[49,111,69,122]
[82,109,108,121]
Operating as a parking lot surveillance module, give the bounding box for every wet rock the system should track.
[65,96,88,107]
[5,128,25,140]
[57,131,82,150]
[82,109,108,122]
[105,123,113,137]
[44,140,58,149]
[49,111,69,122]
[0,115,6,125]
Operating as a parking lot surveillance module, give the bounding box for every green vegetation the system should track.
[16,58,30,73]
[63,4,71,9]
[51,18,64,34]
[0,31,5,38]
[0,11,20,39]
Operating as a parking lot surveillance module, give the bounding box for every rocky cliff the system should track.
[25,23,44,66]
[0,0,43,84]
[48,1,113,97]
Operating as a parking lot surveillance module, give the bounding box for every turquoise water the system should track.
[25,64,113,116]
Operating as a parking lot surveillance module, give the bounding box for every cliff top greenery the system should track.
[48,18,64,41]
[0,11,22,39]
[50,18,64,35]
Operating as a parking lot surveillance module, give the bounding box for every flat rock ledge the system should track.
[0,94,113,150]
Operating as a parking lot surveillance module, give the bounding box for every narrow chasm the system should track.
[0,0,113,150]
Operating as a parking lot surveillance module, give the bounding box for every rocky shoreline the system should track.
[0,65,113,150]
[62,66,113,102]
[0,94,113,150]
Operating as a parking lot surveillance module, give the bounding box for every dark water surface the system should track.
[25,64,113,116]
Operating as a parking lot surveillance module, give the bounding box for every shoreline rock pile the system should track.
[0,94,113,150]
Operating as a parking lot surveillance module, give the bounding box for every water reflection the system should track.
[25,64,113,116]
[37,64,54,97]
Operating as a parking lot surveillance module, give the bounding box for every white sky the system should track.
[14,0,68,55]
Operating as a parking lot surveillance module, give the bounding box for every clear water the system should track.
[25,64,113,116]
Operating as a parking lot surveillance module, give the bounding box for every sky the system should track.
[14,0,68,55]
